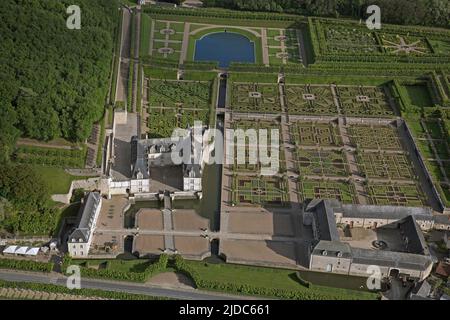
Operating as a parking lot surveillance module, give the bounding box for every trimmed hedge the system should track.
[63,254,168,282]
[172,255,377,300]
[0,258,53,273]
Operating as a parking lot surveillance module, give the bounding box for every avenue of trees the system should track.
[0,0,118,162]
[203,0,449,28]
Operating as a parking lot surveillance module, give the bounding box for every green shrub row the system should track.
[0,279,165,300]
[172,256,375,300]
[128,61,134,112]
[63,254,169,282]
[144,6,301,22]
[0,258,53,273]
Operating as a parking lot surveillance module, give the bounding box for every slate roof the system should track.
[68,192,101,243]
[341,204,433,221]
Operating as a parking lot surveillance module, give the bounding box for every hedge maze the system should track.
[335,86,395,118]
[285,85,337,115]
[320,22,380,54]
[289,121,342,147]
[229,119,286,174]
[148,79,211,109]
[295,149,348,177]
[297,180,357,204]
[230,82,282,113]
[366,184,426,207]
[146,79,212,137]
[231,176,289,206]
[348,125,402,150]
[356,152,415,180]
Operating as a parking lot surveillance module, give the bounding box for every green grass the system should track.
[185,261,378,300]
[71,259,154,273]
[403,84,434,108]
[140,13,151,57]
[34,166,91,194]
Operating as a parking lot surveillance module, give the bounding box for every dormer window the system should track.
[322,250,328,256]
[337,251,343,258]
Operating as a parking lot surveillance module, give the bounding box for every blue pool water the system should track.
[194,31,255,68]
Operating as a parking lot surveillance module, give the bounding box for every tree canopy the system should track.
[0,0,118,161]
[0,164,58,235]
[203,0,449,28]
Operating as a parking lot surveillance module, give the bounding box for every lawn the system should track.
[34,166,91,194]
[185,261,378,300]
[402,84,434,108]
[140,13,151,57]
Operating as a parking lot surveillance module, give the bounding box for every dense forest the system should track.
[0,0,118,163]
[202,0,449,28]
[0,165,58,234]
[0,0,118,234]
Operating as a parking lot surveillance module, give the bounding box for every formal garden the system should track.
[231,176,289,206]
[297,179,357,204]
[229,119,286,173]
[285,84,337,115]
[335,86,395,117]
[348,125,402,150]
[147,19,185,61]
[365,183,426,207]
[230,82,282,113]
[148,79,212,109]
[146,78,213,137]
[356,151,415,180]
[266,28,302,65]
[289,121,342,147]
[309,17,450,64]
[295,149,348,177]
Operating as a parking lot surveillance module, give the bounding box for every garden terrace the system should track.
[297,179,357,204]
[295,149,348,177]
[365,183,426,207]
[231,176,289,207]
[289,121,342,147]
[335,86,395,118]
[230,82,282,113]
[284,85,337,115]
[347,125,402,150]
